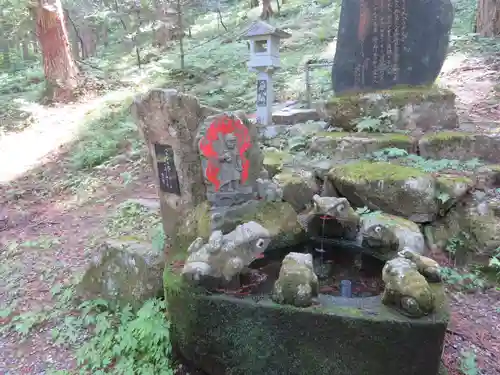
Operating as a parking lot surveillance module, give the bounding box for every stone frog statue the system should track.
[298,194,360,240]
[381,256,436,318]
[272,252,319,308]
[398,247,442,283]
[181,221,271,286]
[358,212,425,260]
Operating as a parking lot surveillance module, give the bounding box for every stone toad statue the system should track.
[358,212,425,260]
[303,194,361,240]
[272,252,319,308]
[381,256,436,318]
[398,247,442,283]
[182,221,271,285]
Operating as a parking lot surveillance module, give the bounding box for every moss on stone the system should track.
[171,201,212,263]
[168,288,449,375]
[329,85,452,107]
[273,171,305,185]
[421,131,474,143]
[381,85,454,107]
[315,131,351,138]
[263,150,290,165]
[263,150,291,176]
[331,161,426,183]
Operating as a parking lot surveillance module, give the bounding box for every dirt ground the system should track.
[1,53,500,374]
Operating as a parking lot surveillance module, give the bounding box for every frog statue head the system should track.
[362,224,399,251]
[311,194,359,224]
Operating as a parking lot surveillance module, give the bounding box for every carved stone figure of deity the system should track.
[218,133,243,192]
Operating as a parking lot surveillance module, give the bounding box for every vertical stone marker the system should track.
[131,89,207,250]
[332,0,454,94]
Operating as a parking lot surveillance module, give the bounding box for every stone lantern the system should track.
[243,21,291,127]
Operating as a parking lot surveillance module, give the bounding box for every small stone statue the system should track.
[398,248,442,283]
[182,221,271,285]
[219,133,242,192]
[272,252,319,308]
[381,256,435,318]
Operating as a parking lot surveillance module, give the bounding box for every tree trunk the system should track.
[34,0,80,102]
[476,0,500,36]
[260,0,274,19]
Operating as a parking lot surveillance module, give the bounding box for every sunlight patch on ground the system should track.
[0,88,137,184]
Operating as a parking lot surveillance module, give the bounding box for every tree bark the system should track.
[33,0,79,102]
[260,0,274,19]
[476,0,500,36]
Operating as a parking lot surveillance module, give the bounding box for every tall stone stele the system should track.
[243,21,291,127]
[325,0,458,134]
[131,89,219,250]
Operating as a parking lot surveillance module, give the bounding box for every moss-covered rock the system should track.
[263,149,293,178]
[475,164,500,190]
[173,200,305,263]
[319,86,458,132]
[435,174,474,214]
[419,132,500,164]
[272,170,319,212]
[307,132,415,161]
[429,197,500,264]
[328,161,439,222]
[77,240,164,310]
[165,279,449,375]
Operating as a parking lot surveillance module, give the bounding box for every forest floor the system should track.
[1,0,500,374]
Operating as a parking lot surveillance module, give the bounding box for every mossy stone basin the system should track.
[165,268,449,375]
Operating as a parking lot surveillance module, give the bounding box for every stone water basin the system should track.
[165,241,449,375]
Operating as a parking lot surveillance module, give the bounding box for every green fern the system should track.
[75,298,174,375]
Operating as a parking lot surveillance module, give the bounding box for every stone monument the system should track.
[332,0,454,94]
[243,21,291,126]
[131,89,210,250]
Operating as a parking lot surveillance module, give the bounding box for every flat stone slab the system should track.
[318,86,458,134]
[308,132,416,161]
[167,283,449,375]
[419,131,500,164]
[272,108,321,125]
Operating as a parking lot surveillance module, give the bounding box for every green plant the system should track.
[459,349,479,375]
[73,298,174,375]
[106,201,161,240]
[370,147,409,161]
[440,267,485,291]
[353,109,399,133]
[70,104,140,170]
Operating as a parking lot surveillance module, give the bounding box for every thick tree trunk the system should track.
[260,0,274,19]
[476,0,500,36]
[34,0,79,102]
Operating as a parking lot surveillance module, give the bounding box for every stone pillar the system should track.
[255,70,274,126]
[131,89,206,253]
